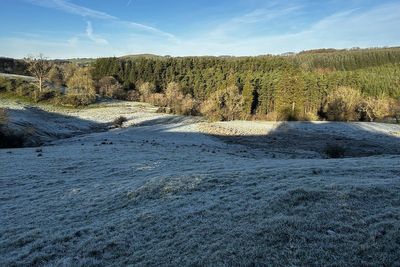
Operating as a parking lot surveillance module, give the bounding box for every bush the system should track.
[126,90,140,101]
[58,94,96,107]
[180,94,198,115]
[112,116,128,128]
[33,90,59,102]
[48,65,65,87]
[356,96,391,122]
[325,86,361,121]
[0,77,13,92]
[98,76,125,99]
[138,82,156,101]
[164,82,184,110]
[201,86,243,121]
[147,93,167,107]
[325,144,346,158]
[0,77,39,99]
[67,67,96,96]
[15,82,36,97]
[303,112,319,121]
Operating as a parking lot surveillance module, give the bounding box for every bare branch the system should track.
[25,54,51,92]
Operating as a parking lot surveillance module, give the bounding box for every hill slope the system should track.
[1,100,400,266]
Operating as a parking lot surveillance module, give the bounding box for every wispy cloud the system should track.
[26,0,116,19]
[171,2,400,56]
[23,0,176,40]
[234,6,302,24]
[85,21,108,45]
[124,21,178,41]
[3,1,400,58]
[208,3,303,39]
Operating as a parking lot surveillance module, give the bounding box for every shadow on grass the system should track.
[2,106,400,159]
[134,117,400,159]
[0,106,109,148]
[212,121,400,158]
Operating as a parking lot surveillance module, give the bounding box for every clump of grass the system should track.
[325,144,346,158]
[112,116,128,128]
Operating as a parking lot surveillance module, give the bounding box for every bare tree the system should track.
[25,54,51,92]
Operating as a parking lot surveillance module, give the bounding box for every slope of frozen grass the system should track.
[1,100,400,266]
[200,121,400,159]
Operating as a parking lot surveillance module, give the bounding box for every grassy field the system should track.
[0,100,399,266]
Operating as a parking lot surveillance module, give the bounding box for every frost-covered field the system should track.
[1,100,400,266]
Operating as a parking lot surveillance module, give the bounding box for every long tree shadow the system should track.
[1,106,109,148]
[206,121,400,159]
[131,116,400,159]
[2,106,400,159]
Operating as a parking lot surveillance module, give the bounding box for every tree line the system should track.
[91,47,400,121]
[1,47,399,122]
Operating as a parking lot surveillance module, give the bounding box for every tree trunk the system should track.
[39,77,42,92]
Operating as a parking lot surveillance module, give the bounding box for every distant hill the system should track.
[120,54,166,60]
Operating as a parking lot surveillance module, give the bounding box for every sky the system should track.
[0,0,399,59]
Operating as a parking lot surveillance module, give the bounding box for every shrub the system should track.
[48,65,65,87]
[180,94,198,115]
[144,82,198,115]
[65,67,96,107]
[33,90,59,102]
[0,77,23,93]
[58,94,96,107]
[356,96,391,122]
[112,116,128,128]
[15,82,36,97]
[67,67,96,96]
[126,90,140,101]
[164,82,184,112]
[201,86,243,121]
[138,82,156,101]
[325,144,346,158]
[147,93,167,107]
[303,112,319,121]
[98,76,125,99]
[324,86,361,121]
[62,63,78,84]
[0,77,13,92]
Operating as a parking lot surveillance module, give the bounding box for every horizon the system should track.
[1,0,400,59]
[3,47,400,61]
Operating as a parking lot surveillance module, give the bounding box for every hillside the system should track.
[1,100,400,266]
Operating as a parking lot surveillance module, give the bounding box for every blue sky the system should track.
[0,0,399,58]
